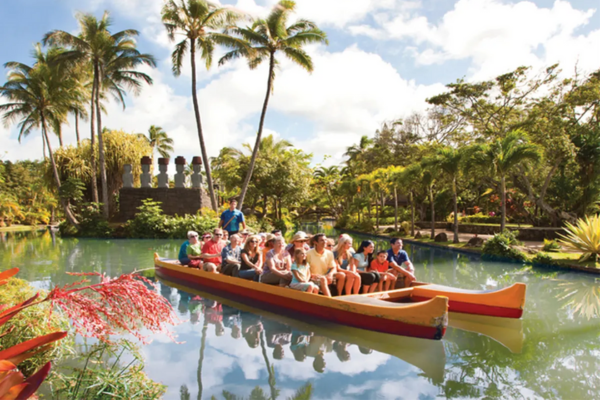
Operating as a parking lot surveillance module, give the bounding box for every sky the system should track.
[1,0,599,169]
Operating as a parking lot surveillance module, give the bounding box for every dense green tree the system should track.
[467,130,542,231]
[219,0,328,210]
[0,45,80,227]
[44,11,156,218]
[161,0,245,211]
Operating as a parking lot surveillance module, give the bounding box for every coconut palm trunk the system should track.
[89,78,99,203]
[429,185,435,239]
[500,175,506,231]
[190,40,218,211]
[410,191,415,236]
[41,112,79,228]
[75,112,80,146]
[238,52,275,211]
[94,63,110,219]
[452,178,459,243]
[197,320,208,400]
[394,187,398,231]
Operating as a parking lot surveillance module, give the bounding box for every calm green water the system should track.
[1,229,600,399]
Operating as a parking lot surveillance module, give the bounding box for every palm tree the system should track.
[219,0,328,210]
[400,163,423,236]
[44,11,156,219]
[162,0,245,211]
[145,125,174,161]
[0,45,79,228]
[424,147,466,243]
[467,130,542,231]
[345,135,373,174]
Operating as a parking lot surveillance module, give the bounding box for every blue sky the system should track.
[1,0,599,168]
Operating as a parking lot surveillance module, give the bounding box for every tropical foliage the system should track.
[559,214,600,262]
[44,11,156,219]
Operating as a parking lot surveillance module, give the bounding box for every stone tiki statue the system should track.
[157,158,170,188]
[174,156,186,188]
[140,156,152,188]
[122,164,134,188]
[191,156,203,188]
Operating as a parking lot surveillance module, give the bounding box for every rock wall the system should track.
[118,188,211,221]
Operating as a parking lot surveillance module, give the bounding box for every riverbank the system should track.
[340,228,600,274]
[0,225,46,232]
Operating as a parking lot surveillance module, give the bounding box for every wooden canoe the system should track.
[365,282,526,319]
[154,254,449,340]
[157,276,447,382]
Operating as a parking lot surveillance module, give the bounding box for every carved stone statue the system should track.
[140,164,152,188]
[157,163,169,188]
[191,156,203,188]
[122,164,134,188]
[174,156,186,188]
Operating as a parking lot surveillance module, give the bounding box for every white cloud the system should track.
[351,0,600,80]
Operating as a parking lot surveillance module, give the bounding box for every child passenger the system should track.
[370,250,397,291]
[290,249,320,294]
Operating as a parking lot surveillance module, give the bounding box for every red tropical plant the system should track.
[0,267,179,398]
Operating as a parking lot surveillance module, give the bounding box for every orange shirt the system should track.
[370,259,389,273]
[201,239,225,265]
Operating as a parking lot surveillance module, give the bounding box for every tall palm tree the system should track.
[0,45,79,228]
[467,130,542,230]
[424,147,466,243]
[219,0,328,210]
[145,125,174,161]
[162,0,244,211]
[44,11,156,219]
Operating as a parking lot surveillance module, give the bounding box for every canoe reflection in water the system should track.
[189,293,376,374]
[162,277,447,380]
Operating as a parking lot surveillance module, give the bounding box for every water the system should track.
[2,229,600,399]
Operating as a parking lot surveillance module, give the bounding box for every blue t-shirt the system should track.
[178,240,190,261]
[387,249,410,266]
[220,209,245,232]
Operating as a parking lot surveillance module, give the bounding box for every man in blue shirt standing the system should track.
[219,199,246,236]
[387,238,416,287]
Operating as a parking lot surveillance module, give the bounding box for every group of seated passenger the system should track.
[178,229,416,296]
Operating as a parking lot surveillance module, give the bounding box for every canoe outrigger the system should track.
[154,254,448,340]
[373,282,527,319]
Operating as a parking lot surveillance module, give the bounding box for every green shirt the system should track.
[187,243,202,257]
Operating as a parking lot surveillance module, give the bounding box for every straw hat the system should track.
[291,231,309,242]
[265,233,276,243]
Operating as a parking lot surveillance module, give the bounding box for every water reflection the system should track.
[163,279,446,382]
[2,231,600,398]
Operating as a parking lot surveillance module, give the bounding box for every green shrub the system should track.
[77,203,113,238]
[245,215,275,234]
[124,199,221,239]
[461,212,504,224]
[542,239,561,253]
[50,340,165,399]
[400,221,411,236]
[482,230,527,261]
[532,252,555,265]
[163,213,218,238]
[125,199,168,238]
